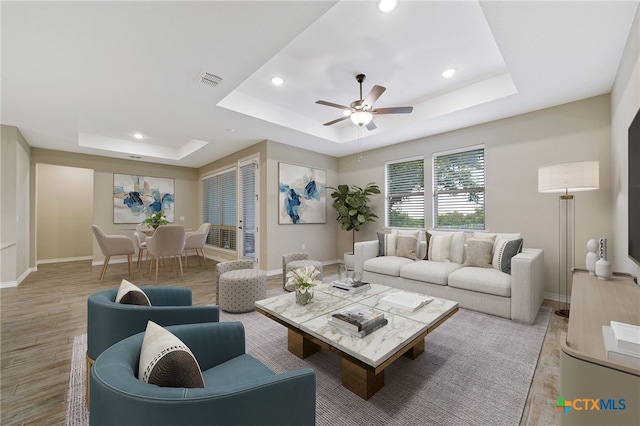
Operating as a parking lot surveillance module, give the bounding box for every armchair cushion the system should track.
[139,321,204,388]
[116,279,151,306]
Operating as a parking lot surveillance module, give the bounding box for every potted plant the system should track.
[328,182,381,268]
[143,210,168,229]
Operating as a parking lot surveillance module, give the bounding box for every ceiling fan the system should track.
[316,73,413,131]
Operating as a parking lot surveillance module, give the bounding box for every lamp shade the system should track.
[350,111,373,126]
[538,160,599,193]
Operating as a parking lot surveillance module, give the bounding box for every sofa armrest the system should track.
[354,240,379,274]
[510,248,544,324]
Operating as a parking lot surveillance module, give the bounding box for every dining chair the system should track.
[91,225,135,282]
[133,223,153,271]
[146,225,186,284]
[183,223,211,269]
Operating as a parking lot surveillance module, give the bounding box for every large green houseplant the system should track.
[328,182,381,260]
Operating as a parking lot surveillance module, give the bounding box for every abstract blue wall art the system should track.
[278,162,326,224]
[113,174,175,224]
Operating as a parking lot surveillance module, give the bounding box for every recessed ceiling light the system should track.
[442,68,456,78]
[271,77,284,86]
[378,0,397,13]
[342,110,352,116]
[133,133,143,139]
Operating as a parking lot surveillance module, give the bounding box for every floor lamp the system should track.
[538,160,599,318]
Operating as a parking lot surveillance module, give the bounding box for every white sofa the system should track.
[354,231,544,324]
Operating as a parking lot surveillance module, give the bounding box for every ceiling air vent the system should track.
[198,71,223,87]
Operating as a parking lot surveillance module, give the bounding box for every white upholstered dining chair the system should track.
[183,223,210,269]
[146,225,186,284]
[91,225,135,282]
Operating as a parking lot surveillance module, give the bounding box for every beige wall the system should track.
[1,126,31,286]
[611,5,640,277]
[30,149,199,264]
[198,140,339,272]
[338,95,613,297]
[36,164,93,262]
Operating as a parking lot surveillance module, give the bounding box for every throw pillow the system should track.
[139,321,205,388]
[422,232,432,260]
[396,230,420,260]
[493,238,524,274]
[115,279,151,306]
[464,238,495,268]
[427,233,453,262]
[377,231,397,256]
[428,230,467,264]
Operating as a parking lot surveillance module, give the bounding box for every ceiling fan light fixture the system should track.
[350,111,373,126]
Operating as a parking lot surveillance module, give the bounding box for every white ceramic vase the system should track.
[595,238,612,280]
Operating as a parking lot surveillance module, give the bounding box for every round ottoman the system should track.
[285,260,323,291]
[218,269,267,313]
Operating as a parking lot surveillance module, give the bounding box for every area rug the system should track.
[67,303,551,426]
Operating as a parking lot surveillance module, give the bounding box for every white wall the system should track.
[338,95,613,297]
[1,126,31,287]
[611,5,640,277]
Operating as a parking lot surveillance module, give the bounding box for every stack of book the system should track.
[602,320,640,369]
[329,305,387,338]
[332,280,371,293]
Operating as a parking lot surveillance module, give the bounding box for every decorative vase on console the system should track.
[586,239,599,275]
[595,237,612,280]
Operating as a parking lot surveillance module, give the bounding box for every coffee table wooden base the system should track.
[287,327,427,400]
[341,357,385,400]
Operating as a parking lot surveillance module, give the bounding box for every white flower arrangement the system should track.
[286,266,322,290]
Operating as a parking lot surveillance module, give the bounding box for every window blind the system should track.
[433,147,485,230]
[202,168,237,250]
[385,157,425,228]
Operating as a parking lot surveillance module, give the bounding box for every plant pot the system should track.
[295,287,314,305]
[343,252,355,271]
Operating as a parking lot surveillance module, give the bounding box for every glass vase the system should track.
[295,287,314,305]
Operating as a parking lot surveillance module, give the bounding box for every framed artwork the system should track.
[113,174,175,224]
[278,162,326,224]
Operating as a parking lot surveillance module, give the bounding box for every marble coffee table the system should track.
[254,283,458,399]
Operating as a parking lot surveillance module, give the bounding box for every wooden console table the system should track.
[560,271,640,425]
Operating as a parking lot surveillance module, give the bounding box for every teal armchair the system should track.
[86,287,219,406]
[90,322,316,426]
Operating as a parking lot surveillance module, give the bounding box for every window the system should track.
[202,168,237,251]
[433,146,485,230]
[385,156,425,228]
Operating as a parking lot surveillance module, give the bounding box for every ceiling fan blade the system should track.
[365,120,377,131]
[316,100,351,111]
[363,85,386,107]
[323,115,350,126]
[373,106,413,114]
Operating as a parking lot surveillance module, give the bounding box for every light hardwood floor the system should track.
[1,259,566,425]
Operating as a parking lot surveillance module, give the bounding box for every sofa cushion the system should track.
[399,260,463,286]
[493,238,524,274]
[115,279,151,306]
[363,256,414,277]
[395,230,420,260]
[428,231,467,263]
[139,321,205,388]
[464,237,495,268]
[448,267,511,297]
[377,232,397,256]
[427,233,453,262]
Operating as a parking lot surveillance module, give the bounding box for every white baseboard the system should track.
[1,266,37,288]
[38,256,92,265]
[544,291,571,303]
